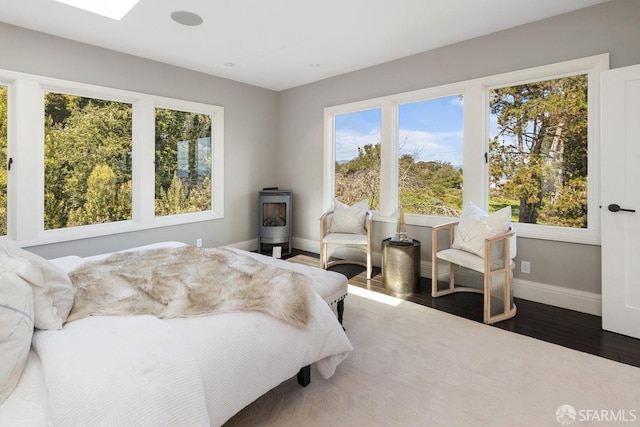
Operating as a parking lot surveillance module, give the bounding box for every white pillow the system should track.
[0,271,34,406]
[329,199,368,234]
[0,242,75,330]
[452,202,511,258]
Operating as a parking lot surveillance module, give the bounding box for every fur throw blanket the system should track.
[66,247,313,328]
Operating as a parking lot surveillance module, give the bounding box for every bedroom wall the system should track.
[277,0,640,303]
[0,22,280,258]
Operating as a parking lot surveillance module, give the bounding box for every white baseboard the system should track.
[292,237,317,254]
[223,239,258,252]
[289,238,602,316]
[422,259,602,316]
[421,258,601,316]
[512,278,601,316]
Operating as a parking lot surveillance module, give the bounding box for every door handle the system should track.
[608,203,636,213]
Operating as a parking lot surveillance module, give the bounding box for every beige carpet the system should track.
[225,285,640,426]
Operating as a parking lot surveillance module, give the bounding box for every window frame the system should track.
[0,81,10,237]
[324,54,608,245]
[0,69,224,246]
[150,98,224,224]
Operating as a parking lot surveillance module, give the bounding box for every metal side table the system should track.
[381,238,421,296]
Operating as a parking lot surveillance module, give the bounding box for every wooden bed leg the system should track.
[297,365,310,387]
[337,300,344,325]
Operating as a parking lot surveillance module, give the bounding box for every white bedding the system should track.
[1,243,352,426]
[0,350,52,427]
[32,315,211,427]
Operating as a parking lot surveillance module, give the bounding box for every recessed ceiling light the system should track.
[171,11,204,26]
[224,63,235,67]
[55,0,140,20]
[310,63,321,68]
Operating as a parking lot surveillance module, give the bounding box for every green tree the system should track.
[400,160,462,216]
[489,75,588,227]
[44,94,132,229]
[335,143,381,209]
[155,109,212,216]
[156,172,188,215]
[335,142,463,216]
[68,164,129,225]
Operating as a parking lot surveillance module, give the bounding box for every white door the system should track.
[601,64,640,339]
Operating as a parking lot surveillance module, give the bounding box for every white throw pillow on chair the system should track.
[329,199,368,234]
[452,202,511,258]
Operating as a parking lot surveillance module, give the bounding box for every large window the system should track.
[398,95,463,217]
[324,54,607,244]
[0,72,224,245]
[44,92,133,229]
[334,108,381,210]
[488,75,588,228]
[155,107,212,216]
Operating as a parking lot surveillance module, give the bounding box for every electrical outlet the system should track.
[521,261,530,274]
[196,238,202,247]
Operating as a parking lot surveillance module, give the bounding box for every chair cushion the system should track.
[452,202,511,258]
[322,232,368,245]
[437,248,486,273]
[329,199,368,234]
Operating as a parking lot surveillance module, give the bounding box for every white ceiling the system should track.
[0,0,607,91]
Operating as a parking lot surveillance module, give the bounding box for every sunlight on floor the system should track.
[347,284,403,307]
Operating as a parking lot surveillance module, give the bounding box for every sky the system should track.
[335,95,464,167]
[335,95,500,168]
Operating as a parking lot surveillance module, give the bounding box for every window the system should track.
[488,75,588,229]
[0,71,224,245]
[0,85,7,236]
[324,54,607,244]
[44,92,133,229]
[155,107,212,216]
[334,108,381,210]
[398,96,463,217]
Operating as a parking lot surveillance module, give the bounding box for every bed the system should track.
[0,241,353,426]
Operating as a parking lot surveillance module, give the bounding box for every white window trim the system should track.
[324,54,609,245]
[1,68,224,246]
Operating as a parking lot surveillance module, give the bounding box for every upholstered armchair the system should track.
[431,202,517,324]
[319,200,372,280]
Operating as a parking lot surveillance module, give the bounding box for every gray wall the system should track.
[277,0,640,295]
[0,22,280,258]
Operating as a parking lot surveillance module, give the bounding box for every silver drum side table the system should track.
[381,238,421,296]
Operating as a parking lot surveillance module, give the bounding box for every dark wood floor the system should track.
[286,250,640,369]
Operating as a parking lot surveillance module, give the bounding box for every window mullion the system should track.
[462,83,486,209]
[13,79,44,242]
[322,109,336,212]
[211,107,224,217]
[379,99,396,218]
[132,98,154,223]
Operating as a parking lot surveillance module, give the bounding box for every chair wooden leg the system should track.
[484,267,517,324]
[319,243,326,270]
[483,269,491,324]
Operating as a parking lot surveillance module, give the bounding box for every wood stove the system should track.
[258,189,292,256]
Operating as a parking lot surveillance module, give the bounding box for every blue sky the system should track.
[335,95,465,167]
